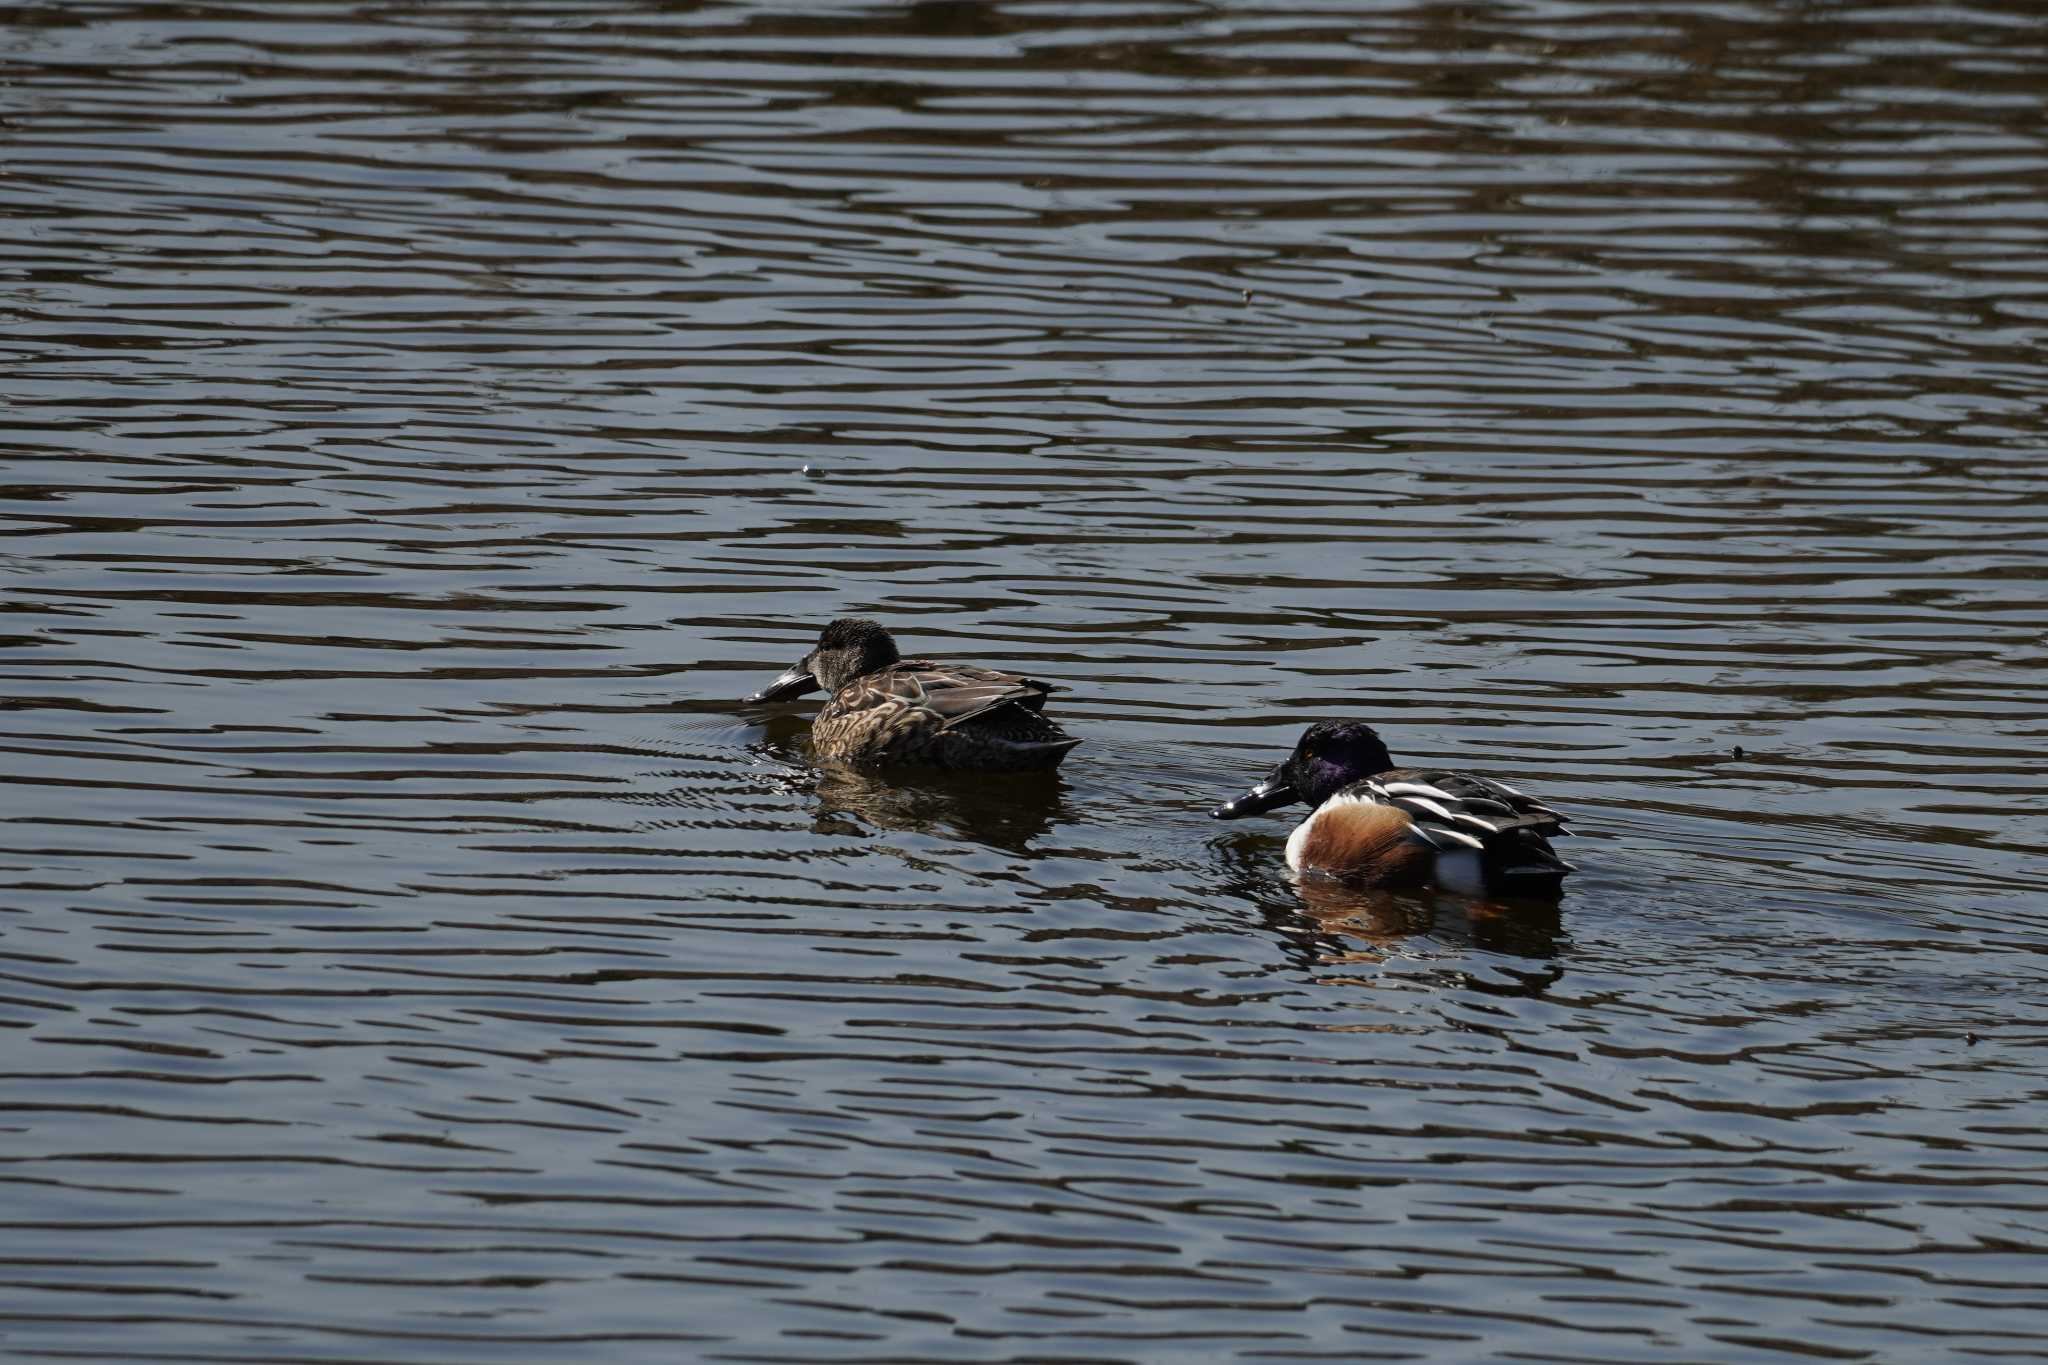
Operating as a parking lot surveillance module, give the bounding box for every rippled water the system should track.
[3,1,2046,1360]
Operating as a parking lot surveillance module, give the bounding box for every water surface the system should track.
[2,1,2046,1360]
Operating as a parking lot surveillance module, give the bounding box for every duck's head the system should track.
[742,617,902,703]
[1210,720,1395,819]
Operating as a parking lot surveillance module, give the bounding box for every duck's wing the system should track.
[1350,768,1573,878]
[854,661,1061,731]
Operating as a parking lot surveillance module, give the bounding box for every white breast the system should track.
[1285,815,1313,871]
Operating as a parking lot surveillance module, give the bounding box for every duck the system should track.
[1211,720,1573,893]
[741,617,1081,771]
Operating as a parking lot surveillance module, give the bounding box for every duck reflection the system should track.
[809,762,1068,854]
[1289,873,1563,961]
[748,722,1068,854]
[1211,830,1564,990]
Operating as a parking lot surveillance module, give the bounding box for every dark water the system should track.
[3,1,2046,1360]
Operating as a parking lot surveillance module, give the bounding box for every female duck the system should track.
[743,618,1081,771]
[1212,721,1573,892]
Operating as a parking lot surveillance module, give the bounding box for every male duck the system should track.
[742,618,1081,771]
[1211,721,1573,892]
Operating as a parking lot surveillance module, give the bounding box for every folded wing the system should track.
[835,661,1076,759]
[1358,768,1573,879]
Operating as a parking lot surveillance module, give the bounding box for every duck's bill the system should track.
[1210,769,1300,819]
[742,663,822,705]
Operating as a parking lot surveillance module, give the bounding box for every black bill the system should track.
[742,661,822,705]
[1210,766,1301,820]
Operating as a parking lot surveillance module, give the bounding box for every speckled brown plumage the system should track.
[744,619,1081,772]
[812,658,1080,770]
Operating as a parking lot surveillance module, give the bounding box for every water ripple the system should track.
[2,0,2046,1360]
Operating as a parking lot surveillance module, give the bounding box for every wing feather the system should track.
[1343,767,1573,878]
[840,662,1063,735]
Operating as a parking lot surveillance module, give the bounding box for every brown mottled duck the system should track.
[743,618,1081,772]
